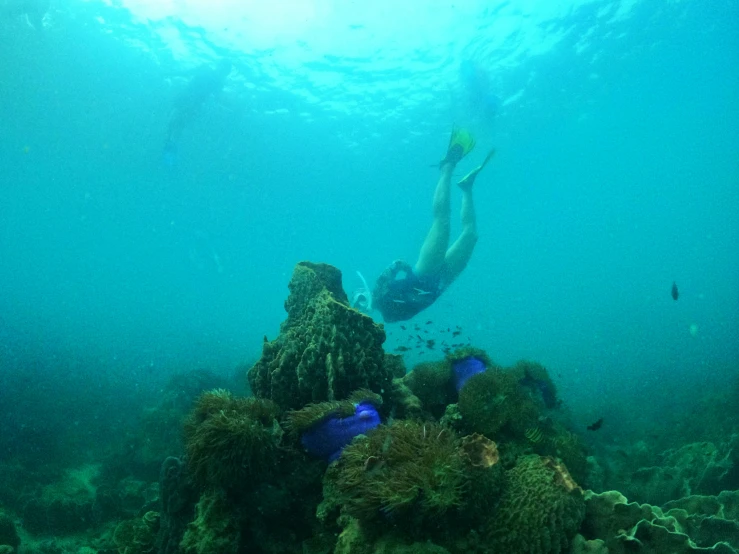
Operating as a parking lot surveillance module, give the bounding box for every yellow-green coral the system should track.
[329,420,467,523]
[248,262,391,410]
[180,491,240,554]
[483,455,585,553]
[511,359,559,409]
[183,390,283,490]
[113,511,160,554]
[445,346,494,367]
[402,360,455,416]
[457,368,539,439]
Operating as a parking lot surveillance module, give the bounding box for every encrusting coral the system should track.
[248,262,392,410]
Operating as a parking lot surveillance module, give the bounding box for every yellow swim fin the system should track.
[442,126,476,166]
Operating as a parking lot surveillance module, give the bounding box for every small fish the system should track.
[452,331,461,337]
[392,299,406,304]
[525,427,543,443]
[426,340,435,349]
[400,325,407,330]
[394,346,411,353]
[671,282,679,301]
[416,334,424,341]
[587,418,604,431]
[413,288,431,296]
[425,320,433,325]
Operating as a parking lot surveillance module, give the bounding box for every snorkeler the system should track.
[358,128,494,322]
[1,0,50,29]
[162,59,232,167]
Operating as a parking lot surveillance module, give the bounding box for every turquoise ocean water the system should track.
[1,0,738,502]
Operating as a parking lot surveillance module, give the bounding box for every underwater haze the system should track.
[1,0,738,441]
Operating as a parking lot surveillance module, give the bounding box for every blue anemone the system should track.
[300,402,381,462]
[452,356,487,391]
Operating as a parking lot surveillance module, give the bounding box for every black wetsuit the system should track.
[373,260,446,322]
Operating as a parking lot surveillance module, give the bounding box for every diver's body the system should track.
[163,59,232,165]
[369,129,495,322]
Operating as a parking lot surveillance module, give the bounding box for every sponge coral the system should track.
[183,390,283,491]
[248,262,392,410]
[483,455,585,553]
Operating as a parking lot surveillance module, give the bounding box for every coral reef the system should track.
[248,262,392,410]
[183,390,283,491]
[113,511,160,554]
[578,489,739,553]
[611,434,739,505]
[180,490,240,554]
[457,366,539,439]
[402,360,456,417]
[511,359,559,409]
[327,421,468,525]
[482,455,585,554]
[21,464,102,535]
[324,420,505,545]
[7,262,736,554]
[0,511,20,552]
[156,456,196,554]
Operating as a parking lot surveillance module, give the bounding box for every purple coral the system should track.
[300,402,381,462]
[453,356,487,391]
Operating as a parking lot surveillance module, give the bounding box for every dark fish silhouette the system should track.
[587,418,604,431]
[671,282,679,301]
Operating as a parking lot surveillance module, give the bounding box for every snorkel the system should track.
[352,270,373,312]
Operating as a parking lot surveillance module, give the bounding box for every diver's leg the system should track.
[443,151,494,281]
[414,163,453,277]
[443,186,478,282]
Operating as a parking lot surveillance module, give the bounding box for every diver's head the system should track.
[352,289,372,313]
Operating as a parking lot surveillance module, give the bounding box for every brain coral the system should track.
[483,455,585,554]
[248,262,391,410]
